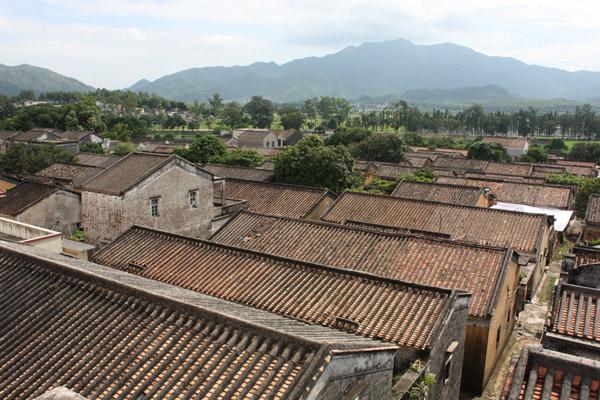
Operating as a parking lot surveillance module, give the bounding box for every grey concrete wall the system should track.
[309,349,395,400]
[81,192,124,246]
[15,190,81,235]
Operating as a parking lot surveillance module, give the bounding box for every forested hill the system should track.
[0,64,93,95]
[126,39,600,102]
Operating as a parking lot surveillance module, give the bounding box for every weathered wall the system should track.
[309,349,395,400]
[427,295,470,399]
[81,192,124,246]
[15,190,81,235]
[122,162,213,238]
[542,333,600,361]
[583,224,600,242]
[307,194,337,220]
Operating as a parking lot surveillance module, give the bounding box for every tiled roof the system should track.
[404,156,432,168]
[202,163,274,181]
[0,130,20,140]
[586,194,600,224]
[75,153,122,168]
[37,163,104,187]
[463,171,547,184]
[322,191,547,255]
[0,242,389,400]
[557,159,597,168]
[374,164,423,179]
[391,180,484,207]
[484,162,532,177]
[436,176,574,209]
[573,246,600,269]
[211,211,511,318]
[546,283,600,344]
[501,345,600,399]
[55,130,94,141]
[432,157,489,171]
[216,178,334,218]
[81,152,177,195]
[561,164,597,177]
[13,127,61,142]
[482,136,528,149]
[238,129,272,139]
[93,225,460,350]
[0,181,58,216]
[530,164,566,178]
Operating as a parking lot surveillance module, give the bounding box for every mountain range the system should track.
[2,39,600,105]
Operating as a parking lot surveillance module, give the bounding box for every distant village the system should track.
[1,114,600,399]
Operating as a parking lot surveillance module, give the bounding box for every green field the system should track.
[564,140,600,150]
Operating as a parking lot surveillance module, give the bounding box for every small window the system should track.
[496,326,501,349]
[189,190,198,208]
[150,198,159,217]
[278,139,282,147]
[443,353,453,386]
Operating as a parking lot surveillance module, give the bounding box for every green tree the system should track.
[467,141,509,161]
[326,128,371,146]
[210,149,264,167]
[273,135,360,193]
[568,142,600,163]
[208,93,224,117]
[521,146,548,162]
[547,174,600,217]
[351,132,408,162]
[113,142,137,156]
[0,143,74,174]
[243,96,274,128]
[280,111,305,131]
[79,142,105,154]
[222,102,244,127]
[175,135,227,163]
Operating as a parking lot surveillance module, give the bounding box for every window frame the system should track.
[150,197,160,217]
[188,189,198,209]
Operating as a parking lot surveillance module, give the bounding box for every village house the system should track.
[0,181,81,235]
[0,130,19,153]
[0,241,399,400]
[482,136,529,158]
[93,225,471,400]
[584,193,600,242]
[391,180,491,207]
[201,163,274,182]
[37,162,104,188]
[80,152,215,246]
[233,128,302,148]
[54,130,104,145]
[501,345,600,399]
[12,127,80,155]
[75,152,122,168]
[211,210,522,392]
[214,178,336,220]
[321,191,553,300]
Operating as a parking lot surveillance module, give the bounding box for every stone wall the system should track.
[16,190,81,235]
[81,192,124,246]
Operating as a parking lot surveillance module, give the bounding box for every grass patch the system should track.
[554,237,574,261]
[538,275,557,304]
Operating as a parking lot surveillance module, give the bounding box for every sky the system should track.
[1,0,599,89]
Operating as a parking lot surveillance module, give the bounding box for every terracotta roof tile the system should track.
[501,346,600,400]
[0,130,20,140]
[0,181,59,216]
[13,128,61,142]
[75,153,122,168]
[484,162,532,177]
[463,172,547,184]
[391,180,484,206]
[37,163,104,187]
[202,163,274,181]
[81,152,175,195]
[432,157,488,171]
[573,246,600,268]
[436,176,574,209]
[321,191,547,255]
[216,178,334,218]
[586,194,600,224]
[546,283,600,343]
[0,242,386,400]
[93,225,460,350]
[211,211,511,318]
[481,136,528,149]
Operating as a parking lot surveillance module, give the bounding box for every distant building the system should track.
[75,152,122,168]
[37,162,104,188]
[0,130,20,153]
[482,136,529,158]
[584,194,600,242]
[0,181,81,235]
[80,152,214,246]
[234,129,302,148]
[201,163,274,182]
[12,128,80,155]
[55,130,104,145]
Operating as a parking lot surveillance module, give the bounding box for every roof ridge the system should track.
[332,190,548,219]
[456,176,576,189]
[234,210,512,252]
[225,177,334,194]
[397,180,484,191]
[126,224,459,296]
